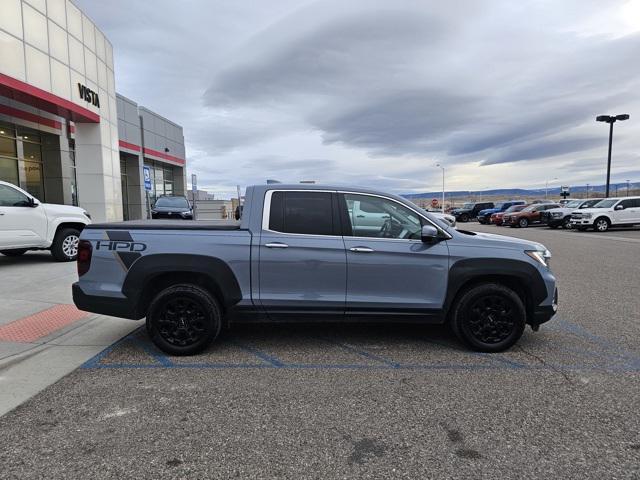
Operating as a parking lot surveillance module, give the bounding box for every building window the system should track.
[0,121,19,185]
[120,158,129,220]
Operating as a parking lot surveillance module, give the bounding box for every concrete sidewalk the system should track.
[0,251,142,416]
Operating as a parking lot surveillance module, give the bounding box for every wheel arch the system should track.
[122,254,242,317]
[51,221,88,244]
[444,258,547,323]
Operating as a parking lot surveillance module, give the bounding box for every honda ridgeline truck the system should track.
[73,184,558,355]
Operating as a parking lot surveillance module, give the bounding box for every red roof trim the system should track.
[118,140,141,152]
[143,147,185,165]
[0,73,100,123]
[0,104,62,130]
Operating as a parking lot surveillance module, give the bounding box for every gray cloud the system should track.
[76,0,640,195]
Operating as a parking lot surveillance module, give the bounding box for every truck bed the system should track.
[84,220,243,230]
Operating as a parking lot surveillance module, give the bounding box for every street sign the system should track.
[561,185,570,193]
[560,185,570,199]
[143,166,152,191]
[191,174,197,192]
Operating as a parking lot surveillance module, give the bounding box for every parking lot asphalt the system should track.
[1,224,639,479]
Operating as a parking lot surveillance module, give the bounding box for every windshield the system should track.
[522,205,537,212]
[155,196,189,208]
[566,200,581,208]
[462,203,473,209]
[505,204,525,213]
[593,199,617,208]
[494,203,504,209]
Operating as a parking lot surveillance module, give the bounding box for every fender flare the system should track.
[122,253,242,309]
[443,258,547,313]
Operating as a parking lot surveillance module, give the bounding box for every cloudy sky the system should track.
[76,0,640,197]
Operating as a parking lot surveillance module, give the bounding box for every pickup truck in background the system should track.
[541,198,602,229]
[0,180,91,261]
[450,201,494,223]
[73,184,558,355]
[570,196,640,232]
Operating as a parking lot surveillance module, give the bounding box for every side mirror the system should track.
[421,224,439,243]
[29,197,39,207]
[615,204,624,210]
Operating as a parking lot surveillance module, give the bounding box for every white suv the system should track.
[570,196,640,232]
[0,181,91,261]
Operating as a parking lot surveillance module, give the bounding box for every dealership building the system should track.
[0,0,186,222]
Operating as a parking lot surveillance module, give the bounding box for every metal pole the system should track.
[441,167,445,213]
[545,180,548,199]
[627,180,630,196]
[605,121,614,197]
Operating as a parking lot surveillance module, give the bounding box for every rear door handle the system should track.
[349,246,374,253]
[265,242,289,248]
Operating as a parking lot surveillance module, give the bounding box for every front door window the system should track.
[344,193,423,239]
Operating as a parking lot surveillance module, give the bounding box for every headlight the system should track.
[581,213,592,219]
[525,249,551,268]
[552,212,562,217]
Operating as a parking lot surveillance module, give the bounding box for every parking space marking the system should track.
[0,304,88,343]
[80,318,640,373]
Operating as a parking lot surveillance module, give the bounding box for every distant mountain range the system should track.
[403,182,638,199]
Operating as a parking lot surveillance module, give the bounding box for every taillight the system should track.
[77,240,92,277]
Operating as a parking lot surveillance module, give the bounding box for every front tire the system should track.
[593,217,610,232]
[562,217,572,229]
[518,218,529,228]
[146,284,222,356]
[459,213,469,223]
[1,249,28,257]
[51,228,80,261]
[450,283,526,352]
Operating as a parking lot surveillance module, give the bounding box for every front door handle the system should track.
[0,212,5,215]
[265,242,289,248]
[349,246,374,253]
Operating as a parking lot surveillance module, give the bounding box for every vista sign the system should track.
[77,83,100,108]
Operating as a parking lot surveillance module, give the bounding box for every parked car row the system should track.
[474,196,640,232]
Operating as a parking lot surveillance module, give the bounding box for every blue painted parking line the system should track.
[80,320,640,373]
[229,340,287,367]
[315,336,403,368]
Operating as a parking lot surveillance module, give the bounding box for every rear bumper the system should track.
[72,283,141,320]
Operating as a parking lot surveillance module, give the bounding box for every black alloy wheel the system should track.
[147,284,221,355]
[451,283,526,352]
[466,295,517,344]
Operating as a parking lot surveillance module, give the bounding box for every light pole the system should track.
[596,114,630,197]
[545,177,558,199]
[627,179,630,196]
[435,163,445,213]
[586,183,590,198]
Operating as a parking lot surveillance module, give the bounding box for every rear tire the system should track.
[593,217,610,232]
[146,284,222,356]
[1,249,28,257]
[450,283,526,352]
[51,228,80,261]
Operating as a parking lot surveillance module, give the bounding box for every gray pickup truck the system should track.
[73,184,558,355]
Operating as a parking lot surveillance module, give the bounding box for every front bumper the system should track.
[531,288,558,328]
[570,218,592,226]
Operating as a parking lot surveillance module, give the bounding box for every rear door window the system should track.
[268,191,335,236]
